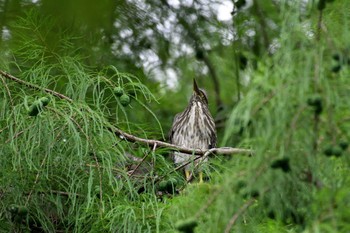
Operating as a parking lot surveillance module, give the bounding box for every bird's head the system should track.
[191,79,208,105]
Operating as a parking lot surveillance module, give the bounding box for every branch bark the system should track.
[0,70,73,102]
[112,125,252,156]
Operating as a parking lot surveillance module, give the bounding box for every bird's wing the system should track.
[209,130,217,149]
[168,112,181,143]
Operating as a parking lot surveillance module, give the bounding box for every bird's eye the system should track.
[199,91,208,103]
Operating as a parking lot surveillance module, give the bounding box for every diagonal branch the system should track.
[0,70,73,102]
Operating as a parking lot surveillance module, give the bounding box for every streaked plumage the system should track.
[169,79,216,181]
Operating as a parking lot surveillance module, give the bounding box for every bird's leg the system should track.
[199,172,203,183]
[185,170,191,181]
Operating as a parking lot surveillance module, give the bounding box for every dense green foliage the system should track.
[1,0,350,232]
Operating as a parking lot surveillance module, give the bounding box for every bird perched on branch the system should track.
[169,79,217,182]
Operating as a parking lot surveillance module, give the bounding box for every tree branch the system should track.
[0,70,73,102]
[112,125,252,156]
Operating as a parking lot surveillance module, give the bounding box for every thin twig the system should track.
[50,107,104,207]
[69,115,104,207]
[0,70,73,102]
[48,190,84,198]
[186,148,217,182]
[5,129,25,143]
[26,153,49,205]
[224,198,256,233]
[0,75,14,107]
[0,126,8,134]
[86,163,125,173]
[128,145,154,177]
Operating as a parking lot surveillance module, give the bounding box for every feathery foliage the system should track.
[1,1,350,233]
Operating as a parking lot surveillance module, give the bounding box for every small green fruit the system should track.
[317,0,326,11]
[331,64,342,73]
[28,100,43,116]
[324,145,333,156]
[235,180,246,191]
[271,158,291,172]
[307,95,323,115]
[17,206,28,216]
[175,218,198,233]
[168,177,178,186]
[114,86,124,97]
[324,145,342,157]
[307,95,322,107]
[332,54,340,61]
[158,180,168,191]
[268,210,276,219]
[120,94,130,106]
[332,146,342,157]
[339,140,349,150]
[158,178,177,193]
[39,97,50,106]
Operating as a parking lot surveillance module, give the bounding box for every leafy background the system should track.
[1,0,350,232]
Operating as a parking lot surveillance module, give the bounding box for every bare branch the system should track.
[0,70,73,102]
[112,125,253,156]
[0,75,14,107]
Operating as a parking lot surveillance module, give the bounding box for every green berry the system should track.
[332,54,340,61]
[324,145,343,157]
[158,178,177,193]
[324,145,333,156]
[120,94,130,106]
[317,0,326,11]
[307,95,323,115]
[271,158,291,172]
[250,190,260,198]
[175,218,198,233]
[39,97,50,106]
[17,206,28,216]
[332,146,342,157]
[339,140,349,150]
[332,64,342,73]
[28,100,43,116]
[235,180,247,191]
[114,86,124,97]
[158,180,168,191]
[307,95,322,107]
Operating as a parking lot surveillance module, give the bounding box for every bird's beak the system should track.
[193,79,200,95]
